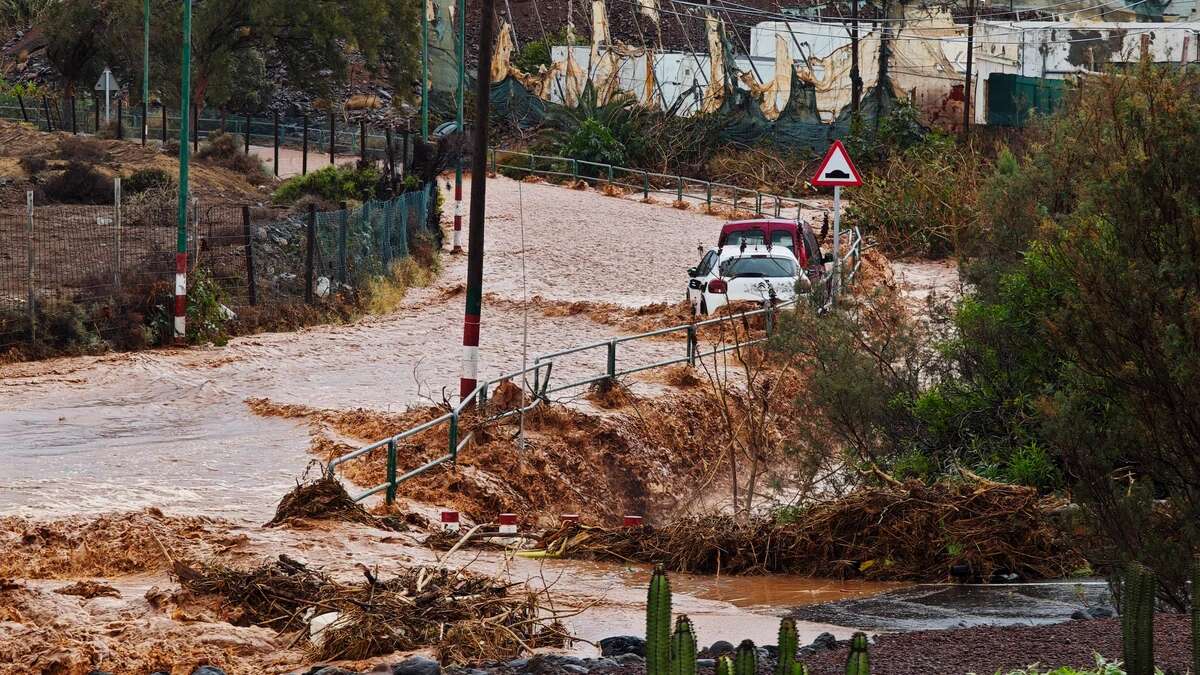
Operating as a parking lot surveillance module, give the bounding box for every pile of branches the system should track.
[173,555,568,662]
[529,482,1084,581]
[266,476,408,531]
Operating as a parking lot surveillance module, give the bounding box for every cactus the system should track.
[717,655,736,675]
[647,565,673,675]
[669,615,698,675]
[734,640,757,675]
[844,632,870,675]
[776,618,799,675]
[791,664,810,675]
[1120,563,1156,675]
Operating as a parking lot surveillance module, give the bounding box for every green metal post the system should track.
[756,191,762,215]
[606,163,614,183]
[449,416,459,461]
[421,1,429,140]
[643,171,649,198]
[385,440,397,504]
[607,340,617,379]
[572,159,578,181]
[491,149,497,173]
[706,183,712,208]
[686,326,696,366]
[142,0,150,140]
[174,0,192,344]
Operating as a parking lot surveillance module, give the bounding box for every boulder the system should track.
[392,656,441,675]
[599,635,646,657]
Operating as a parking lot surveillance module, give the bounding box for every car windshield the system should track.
[719,255,797,278]
[725,230,766,247]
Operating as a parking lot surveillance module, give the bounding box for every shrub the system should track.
[40,161,114,204]
[196,131,267,179]
[123,168,174,195]
[562,119,626,175]
[273,165,380,205]
[18,155,47,174]
[55,136,110,163]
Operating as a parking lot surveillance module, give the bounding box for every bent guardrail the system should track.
[327,299,803,504]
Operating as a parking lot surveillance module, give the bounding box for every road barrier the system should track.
[489,149,829,219]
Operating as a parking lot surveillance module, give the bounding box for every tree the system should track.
[44,0,421,111]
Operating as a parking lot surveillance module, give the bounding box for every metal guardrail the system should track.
[489,149,829,219]
[327,299,806,504]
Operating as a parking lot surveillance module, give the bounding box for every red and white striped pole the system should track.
[498,513,518,535]
[459,0,494,401]
[440,509,460,532]
[623,515,644,527]
[174,252,187,343]
[452,179,463,253]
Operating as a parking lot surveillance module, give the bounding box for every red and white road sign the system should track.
[811,140,863,187]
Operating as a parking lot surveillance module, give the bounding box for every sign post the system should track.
[94,68,119,127]
[810,140,862,303]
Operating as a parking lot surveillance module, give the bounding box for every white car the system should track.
[687,244,810,316]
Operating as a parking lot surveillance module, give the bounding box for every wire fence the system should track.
[0,186,435,351]
[0,94,416,175]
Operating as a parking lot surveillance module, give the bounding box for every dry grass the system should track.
[672,199,690,210]
[660,364,702,387]
[585,379,636,409]
[364,256,441,315]
[600,183,627,197]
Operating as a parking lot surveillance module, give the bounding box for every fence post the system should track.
[242,206,257,306]
[775,196,781,218]
[302,115,309,176]
[93,93,99,132]
[606,163,614,184]
[115,99,122,138]
[17,94,27,122]
[359,119,366,165]
[141,101,147,145]
[606,339,617,380]
[643,171,649,199]
[244,113,251,154]
[42,97,52,132]
[337,202,348,284]
[162,105,168,144]
[385,126,395,184]
[25,191,34,341]
[273,111,280,177]
[571,158,578,182]
[382,198,394,266]
[706,183,712,209]
[113,177,122,295]
[397,195,408,257]
[449,415,459,462]
[385,439,397,505]
[490,148,497,174]
[329,110,336,166]
[676,176,684,203]
[529,151,535,174]
[755,191,762,215]
[305,204,317,304]
[71,97,77,135]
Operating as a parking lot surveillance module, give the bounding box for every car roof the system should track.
[715,244,798,261]
[719,219,800,236]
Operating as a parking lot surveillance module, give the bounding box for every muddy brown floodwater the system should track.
[0,176,963,673]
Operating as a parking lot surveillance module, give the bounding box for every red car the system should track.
[717,219,828,281]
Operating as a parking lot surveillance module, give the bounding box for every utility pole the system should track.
[174,0,192,344]
[963,0,976,133]
[421,1,430,141]
[460,0,496,400]
[850,0,861,113]
[143,0,150,142]
[453,0,466,253]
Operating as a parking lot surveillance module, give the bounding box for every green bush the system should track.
[197,131,267,179]
[124,168,175,195]
[512,28,580,74]
[273,165,380,205]
[562,119,626,175]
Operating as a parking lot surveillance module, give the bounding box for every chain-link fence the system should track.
[0,186,435,352]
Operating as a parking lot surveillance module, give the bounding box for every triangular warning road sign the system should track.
[811,140,863,187]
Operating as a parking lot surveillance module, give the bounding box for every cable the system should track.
[517,175,529,452]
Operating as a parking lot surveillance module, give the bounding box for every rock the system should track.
[312,669,358,675]
[316,276,331,298]
[708,640,735,656]
[1071,609,1094,621]
[809,633,837,651]
[192,668,228,675]
[504,659,529,670]
[271,234,289,246]
[392,656,440,675]
[614,654,645,666]
[583,658,618,670]
[599,635,646,657]
[696,660,716,668]
[760,645,779,660]
[562,666,588,674]
[1090,605,1116,619]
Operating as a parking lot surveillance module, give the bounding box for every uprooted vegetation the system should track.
[521,481,1085,582]
[173,555,570,663]
[267,474,419,532]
